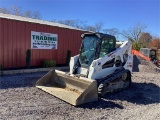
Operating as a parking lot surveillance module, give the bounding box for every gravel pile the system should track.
[0,57,160,120]
[133,55,160,73]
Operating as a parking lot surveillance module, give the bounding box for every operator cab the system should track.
[140,48,150,58]
[150,49,157,62]
[79,33,116,68]
[140,48,157,62]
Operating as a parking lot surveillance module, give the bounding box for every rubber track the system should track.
[97,68,130,96]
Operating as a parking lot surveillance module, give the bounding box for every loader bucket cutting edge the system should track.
[35,70,98,106]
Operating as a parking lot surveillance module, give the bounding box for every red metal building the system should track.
[0,13,86,69]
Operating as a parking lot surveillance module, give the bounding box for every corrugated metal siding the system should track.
[0,18,3,67]
[0,18,84,69]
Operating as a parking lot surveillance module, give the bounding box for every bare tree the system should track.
[11,5,21,16]
[51,19,105,32]
[0,7,10,14]
[23,10,32,18]
[94,21,104,32]
[84,21,104,32]
[74,19,87,29]
[103,28,120,39]
[0,5,42,19]
[50,19,57,22]
[52,19,77,27]
[103,28,119,35]
[121,23,147,42]
[51,19,87,29]
[62,20,75,26]
[85,26,96,32]
[32,11,41,19]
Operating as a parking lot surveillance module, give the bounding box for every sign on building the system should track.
[31,31,58,49]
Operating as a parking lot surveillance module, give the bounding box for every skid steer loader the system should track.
[36,33,133,106]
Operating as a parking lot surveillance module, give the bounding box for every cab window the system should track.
[99,37,116,57]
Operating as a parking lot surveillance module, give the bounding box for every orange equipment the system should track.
[131,50,151,61]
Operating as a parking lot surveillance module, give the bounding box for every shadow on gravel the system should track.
[79,82,160,109]
[104,82,160,105]
[0,76,40,89]
[0,70,70,89]
[0,72,47,89]
[132,55,141,72]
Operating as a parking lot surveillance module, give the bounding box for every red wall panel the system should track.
[3,19,8,68]
[0,18,85,69]
[8,20,13,68]
[0,19,3,66]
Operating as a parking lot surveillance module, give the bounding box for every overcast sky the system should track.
[0,0,160,37]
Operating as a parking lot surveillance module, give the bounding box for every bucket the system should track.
[36,70,98,106]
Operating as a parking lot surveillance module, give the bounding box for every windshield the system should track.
[79,35,99,67]
[140,48,150,57]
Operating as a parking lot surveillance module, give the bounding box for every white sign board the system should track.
[31,31,58,49]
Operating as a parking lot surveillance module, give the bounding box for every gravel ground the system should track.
[0,56,160,120]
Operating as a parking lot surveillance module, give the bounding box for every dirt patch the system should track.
[65,86,82,94]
